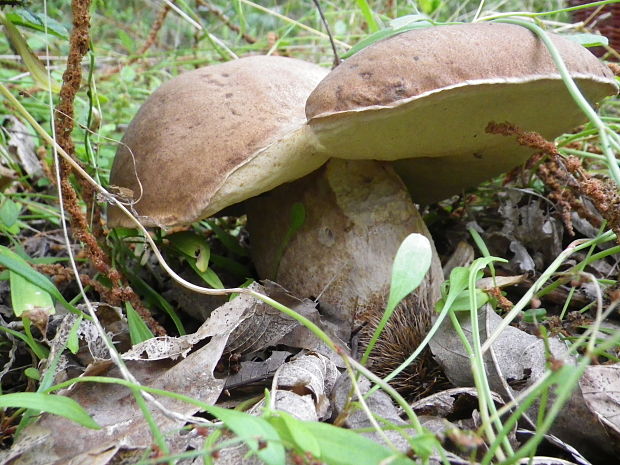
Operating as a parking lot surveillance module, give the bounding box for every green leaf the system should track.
[10,269,54,317]
[0,246,80,314]
[0,12,60,93]
[6,9,68,38]
[0,198,20,228]
[205,405,285,465]
[564,32,608,48]
[272,412,321,458]
[341,17,435,58]
[188,259,224,289]
[125,273,185,335]
[66,316,82,354]
[24,367,40,380]
[291,419,415,465]
[354,0,380,33]
[0,324,49,359]
[386,233,432,313]
[437,288,489,312]
[167,231,211,272]
[0,392,99,429]
[126,302,154,345]
[523,308,547,323]
[118,29,134,52]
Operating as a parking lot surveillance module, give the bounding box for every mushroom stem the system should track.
[246,159,443,336]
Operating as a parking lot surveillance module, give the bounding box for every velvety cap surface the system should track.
[108,55,328,227]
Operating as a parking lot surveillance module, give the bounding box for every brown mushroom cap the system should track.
[108,55,329,228]
[306,23,618,203]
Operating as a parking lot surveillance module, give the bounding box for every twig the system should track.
[195,0,257,44]
[311,0,340,67]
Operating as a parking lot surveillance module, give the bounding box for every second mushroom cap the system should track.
[306,22,618,204]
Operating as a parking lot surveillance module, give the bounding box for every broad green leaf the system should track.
[386,233,432,313]
[435,266,477,313]
[6,9,68,38]
[298,420,415,465]
[436,288,489,312]
[205,405,285,465]
[167,231,211,272]
[10,269,54,317]
[0,198,20,228]
[565,32,608,48]
[0,246,80,314]
[271,412,321,458]
[126,302,154,344]
[24,367,40,380]
[418,0,442,15]
[188,259,224,289]
[0,12,60,92]
[0,392,99,429]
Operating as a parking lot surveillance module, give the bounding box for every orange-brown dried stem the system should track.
[53,0,165,335]
[486,122,620,242]
[132,2,172,62]
[195,0,257,44]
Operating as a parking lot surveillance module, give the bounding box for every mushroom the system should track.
[108,55,442,340]
[247,22,617,327]
[108,55,329,228]
[108,24,616,362]
[305,22,618,204]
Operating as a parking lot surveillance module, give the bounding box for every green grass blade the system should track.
[126,302,155,344]
[0,392,99,429]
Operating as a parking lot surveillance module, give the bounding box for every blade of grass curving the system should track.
[361,233,432,366]
[126,302,155,344]
[467,257,514,460]
[0,325,48,360]
[479,0,619,22]
[0,392,99,429]
[0,12,60,92]
[354,0,380,32]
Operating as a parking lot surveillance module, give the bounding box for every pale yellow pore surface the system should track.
[108,56,328,228]
[306,23,618,203]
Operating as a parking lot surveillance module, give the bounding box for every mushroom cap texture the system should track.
[108,55,329,227]
[305,22,618,203]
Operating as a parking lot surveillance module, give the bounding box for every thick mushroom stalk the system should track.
[247,159,443,333]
